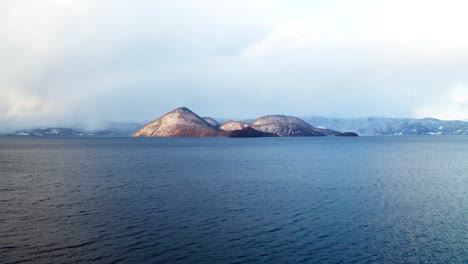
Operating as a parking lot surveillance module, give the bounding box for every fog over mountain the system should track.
[1,0,468,132]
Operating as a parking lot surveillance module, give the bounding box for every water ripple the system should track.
[0,137,467,263]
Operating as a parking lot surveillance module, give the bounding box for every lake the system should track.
[0,136,467,263]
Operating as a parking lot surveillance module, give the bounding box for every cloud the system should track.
[0,89,42,121]
[415,84,468,120]
[1,0,467,131]
[239,0,468,118]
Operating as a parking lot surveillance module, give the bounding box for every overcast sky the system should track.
[1,0,468,130]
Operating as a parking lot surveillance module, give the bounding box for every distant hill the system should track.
[8,128,91,137]
[303,116,468,135]
[251,115,347,136]
[6,122,144,137]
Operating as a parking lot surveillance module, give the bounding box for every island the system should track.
[132,107,358,138]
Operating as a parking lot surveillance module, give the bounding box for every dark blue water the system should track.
[0,137,467,263]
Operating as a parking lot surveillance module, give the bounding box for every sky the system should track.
[1,0,468,131]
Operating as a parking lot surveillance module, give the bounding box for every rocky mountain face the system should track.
[202,117,220,127]
[133,107,223,137]
[133,108,355,138]
[220,120,250,131]
[303,116,468,135]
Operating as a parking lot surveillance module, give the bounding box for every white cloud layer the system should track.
[1,0,467,130]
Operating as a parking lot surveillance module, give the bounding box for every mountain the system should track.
[133,107,222,137]
[132,107,354,138]
[133,107,277,138]
[219,120,277,137]
[220,120,250,131]
[11,115,466,137]
[8,128,92,137]
[8,108,383,138]
[250,115,351,136]
[6,121,145,137]
[202,117,220,127]
[303,116,468,135]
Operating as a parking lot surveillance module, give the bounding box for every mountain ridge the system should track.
[303,116,468,135]
[251,115,341,136]
[6,112,468,137]
[133,107,354,138]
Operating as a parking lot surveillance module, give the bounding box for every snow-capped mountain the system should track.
[303,116,468,135]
